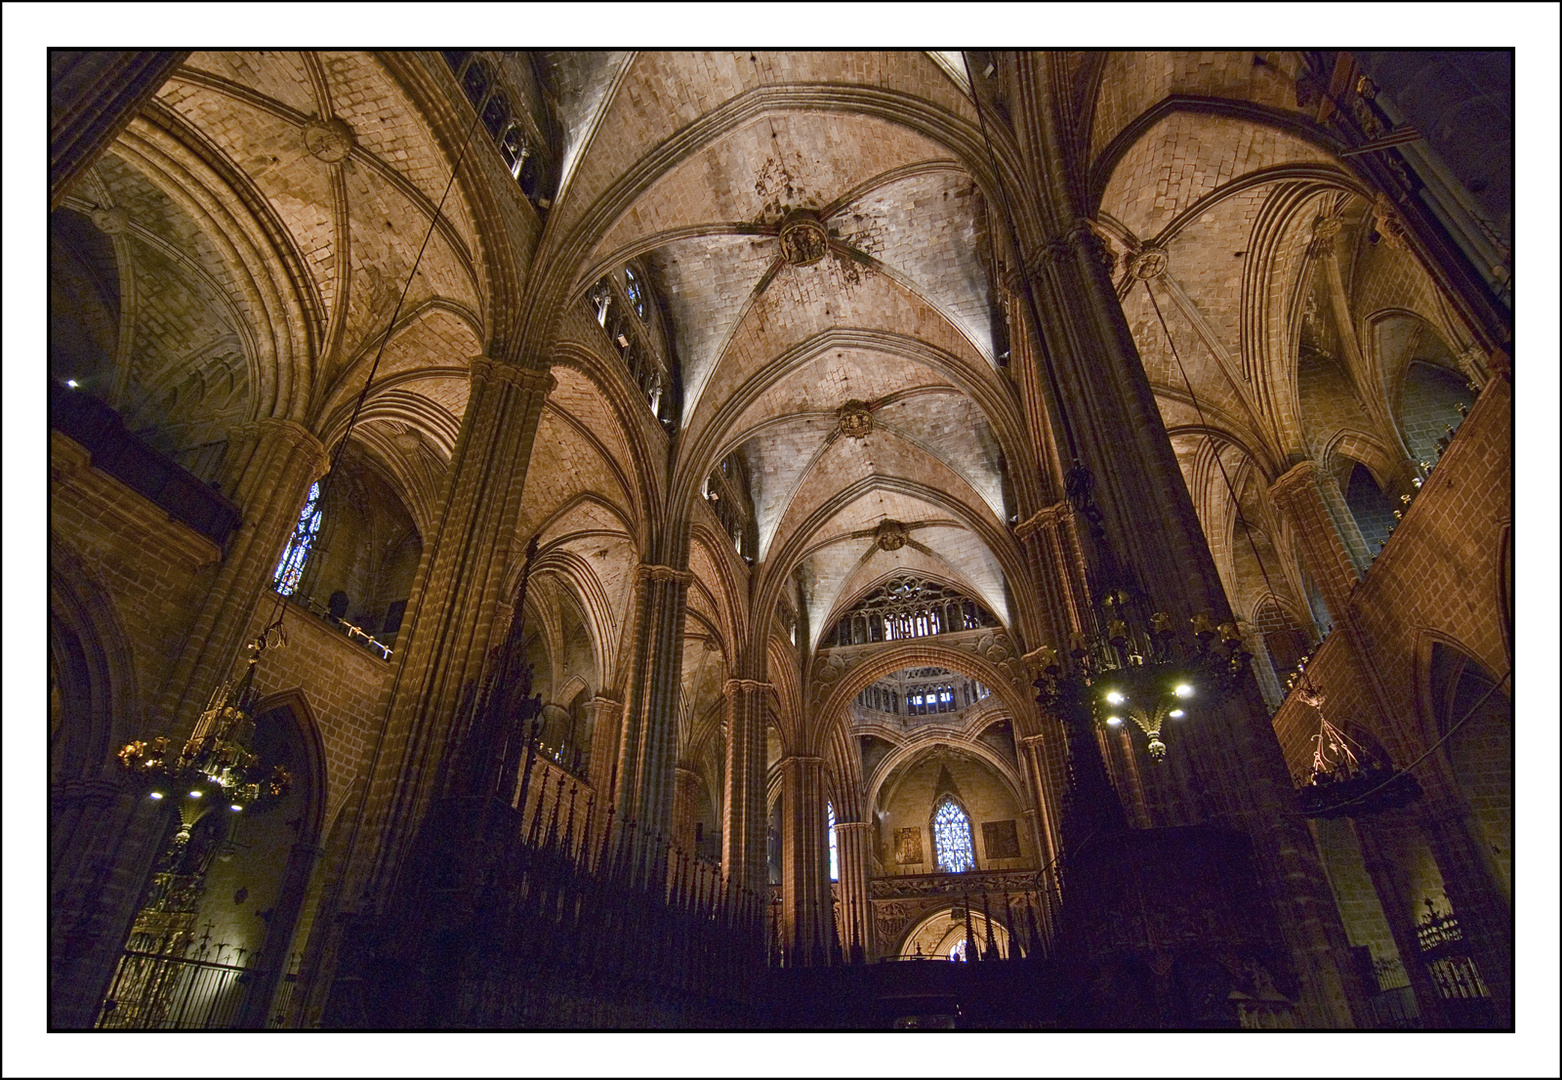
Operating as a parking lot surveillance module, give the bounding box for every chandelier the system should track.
[1032,591,1252,761]
[117,619,291,816]
[1290,674,1420,818]
[1030,467,1252,762]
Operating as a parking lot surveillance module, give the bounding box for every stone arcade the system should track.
[44,48,1514,1031]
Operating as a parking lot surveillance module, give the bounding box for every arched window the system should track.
[461,60,490,108]
[481,90,510,140]
[827,801,838,882]
[624,267,646,318]
[273,481,322,596]
[931,796,975,874]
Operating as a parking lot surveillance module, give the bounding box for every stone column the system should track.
[834,820,873,961]
[156,418,328,738]
[1018,733,1065,938]
[353,359,554,905]
[614,564,693,880]
[1352,817,1454,1027]
[50,51,189,208]
[672,766,701,855]
[1017,210,1367,1027]
[721,679,769,897]
[1269,460,1370,618]
[779,755,829,964]
[48,777,165,1028]
[585,695,623,808]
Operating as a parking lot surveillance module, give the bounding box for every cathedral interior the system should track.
[37,44,1533,1042]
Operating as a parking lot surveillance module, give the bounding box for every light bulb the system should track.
[230,804,243,812]
[1169,709,1185,718]
[66,379,80,388]
[188,790,203,799]
[149,791,164,800]
[1105,690,1125,705]
[1106,715,1122,726]
[1174,683,1193,698]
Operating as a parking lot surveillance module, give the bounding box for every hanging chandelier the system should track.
[117,619,291,815]
[1030,465,1253,762]
[1031,589,1252,762]
[1289,674,1420,818]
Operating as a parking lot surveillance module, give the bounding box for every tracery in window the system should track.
[932,796,975,874]
[827,802,838,882]
[273,480,322,596]
[825,576,1000,647]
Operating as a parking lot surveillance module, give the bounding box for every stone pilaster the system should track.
[1015,189,1368,1024]
[1014,500,1090,648]
[585,695,623,807]
[353,359,554,905]
[833,820,872,961]
[672,766,701,855]
[778,755,829,964]
[50,51,189,208]
[156,417,328,738]
[721,678,769,896]
[1018,733,1065,938]
[614,564,694,875]
[1268,460,1369,620]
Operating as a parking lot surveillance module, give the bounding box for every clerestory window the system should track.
[273,481,323,596]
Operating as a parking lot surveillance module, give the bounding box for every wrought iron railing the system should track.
[97,948,248,1030]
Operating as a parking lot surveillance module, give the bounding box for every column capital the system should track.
[589,694,621,709]
[469,356,555,394]
[1267,458,1322,503]
[724,678,772,695]
[235,416,329,473]
[834,820,872,833]
[1012,500,1072,542]
[636,563,694,586]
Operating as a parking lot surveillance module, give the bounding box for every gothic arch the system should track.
[48,537,142,784]
[810,638,1033,758]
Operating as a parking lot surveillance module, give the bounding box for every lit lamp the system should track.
[118,622,292,848]
[1033,591,1252,762]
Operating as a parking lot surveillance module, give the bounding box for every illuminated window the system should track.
[827,802,838,882]
[932,796,975,873]
[273,481,322,596]
[625,267,645,318]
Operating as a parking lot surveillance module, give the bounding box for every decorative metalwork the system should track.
[1292,677,1421,818]
[1031,592,1251,761]
[117,620,292,813]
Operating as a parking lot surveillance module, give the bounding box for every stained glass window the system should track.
[932,796,975,873]
[827,802,838,882]
[625,267,645,318]
[273,481,322,596]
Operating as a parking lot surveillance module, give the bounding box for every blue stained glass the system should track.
[827,802,838,882]
[625,268,645,318]
[273,481,322,596]
[933,797,974,873]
